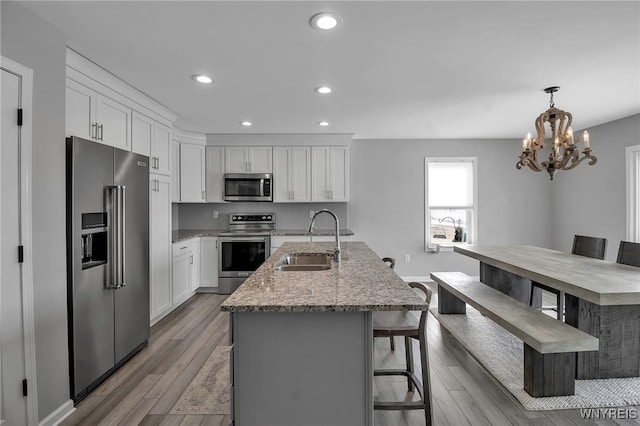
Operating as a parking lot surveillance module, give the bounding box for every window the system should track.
[425,157,477,252]
[626,145,640,242]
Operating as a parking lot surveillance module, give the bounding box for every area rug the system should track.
[430,307,640,411]
[170,345,231,415]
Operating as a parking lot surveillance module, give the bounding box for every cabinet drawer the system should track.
[172,240,194,258]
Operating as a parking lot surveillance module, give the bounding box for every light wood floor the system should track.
[61,288,640,426]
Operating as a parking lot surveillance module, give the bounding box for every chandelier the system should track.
[516,86,597,180]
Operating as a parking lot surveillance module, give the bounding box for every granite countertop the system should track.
[172,228,355,243]
[221,241,428,313]
[271,228,354,237]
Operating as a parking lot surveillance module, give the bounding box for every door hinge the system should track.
[17,108,23,126]
[22,379,28,397]
[18,245,24,263]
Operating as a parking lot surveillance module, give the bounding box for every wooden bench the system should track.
[430,271,599,397]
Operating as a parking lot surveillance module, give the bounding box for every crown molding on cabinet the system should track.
[206,133,354,146]
[66,48,178,127]
[173,126,206,146]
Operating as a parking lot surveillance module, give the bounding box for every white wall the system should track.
[1,1,70,420]
[177,202,348,231]
[349,138,552,277]
[550,114,640,261]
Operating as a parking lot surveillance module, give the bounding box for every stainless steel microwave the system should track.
[223,173,273,202]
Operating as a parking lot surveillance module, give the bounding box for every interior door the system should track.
[1,66,28,426]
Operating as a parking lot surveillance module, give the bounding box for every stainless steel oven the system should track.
[218,213,275,294]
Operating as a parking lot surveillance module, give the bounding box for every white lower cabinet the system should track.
[172,238,200,307]
[150,174,172,323]
[172,242,193,306]
[199,237,219,290]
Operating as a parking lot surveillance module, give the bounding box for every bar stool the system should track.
[530,235,607,319]
[381,257,397,350]
[373,282,433,425]
[617,241,640,267]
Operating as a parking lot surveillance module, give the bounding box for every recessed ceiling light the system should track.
[240,121,252,127]
[315,86,332,95]
[310,13,342,30]
[192,74,213,84]
[318,121,329,127]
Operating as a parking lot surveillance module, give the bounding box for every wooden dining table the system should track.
[454,244,640,380]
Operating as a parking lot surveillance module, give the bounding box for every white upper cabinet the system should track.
[133,113,171,175]
[170,138,180,203]
[225,146,272,173]
[151,123,172,176]
[311,146,349,202]
[131,111,153,156]
[180,143,206,202]
[66,78,131,151]
[273,146,311,202]
[206,146,225,202]
[65,79,94,141]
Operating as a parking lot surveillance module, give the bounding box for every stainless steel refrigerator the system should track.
[66,136,150,403]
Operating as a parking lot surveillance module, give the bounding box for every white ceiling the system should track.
[18,1,640,139]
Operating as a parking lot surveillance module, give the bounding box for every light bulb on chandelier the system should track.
[516,86,597,180]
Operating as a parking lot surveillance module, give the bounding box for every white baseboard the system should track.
[196,287,219,294]
[401,276,433,283]
[39,400,74,426]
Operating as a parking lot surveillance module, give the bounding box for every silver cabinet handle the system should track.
[156,156,160,170]
[98,124,104,141]
[190,255,194,264]
[91,123,98,140]
[201,190,205,200]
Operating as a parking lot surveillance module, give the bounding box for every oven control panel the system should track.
[230,213,275,224]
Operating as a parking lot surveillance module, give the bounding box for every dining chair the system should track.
[373,282,433,425]
[530,235,607,320]
[616,241,640,267]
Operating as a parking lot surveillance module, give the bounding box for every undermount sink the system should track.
[274,252,332,271]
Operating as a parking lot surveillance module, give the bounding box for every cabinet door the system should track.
[152,123,172,176]
[96,94,131,150]
[273,147,291,202]
[172,253,192,306]
[131,111,153,156]
[225,147,249,173]
[199,237,218,288]
[311,147,330,201]
[180,143,205,202]
[248,147,273,173]
[150,175,172,322]
[206,146,225,202]
[311,146,349,202]
[329,146,349,201]
[65,79,95,140]
[170,139,181,202]
[190,240,200,291]
[291,146,311,202]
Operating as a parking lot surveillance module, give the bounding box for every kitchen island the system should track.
[221,241,427,426]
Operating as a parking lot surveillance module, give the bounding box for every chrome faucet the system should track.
[307,209,341,263]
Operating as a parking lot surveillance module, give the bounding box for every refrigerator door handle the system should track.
[109,185,127,289]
